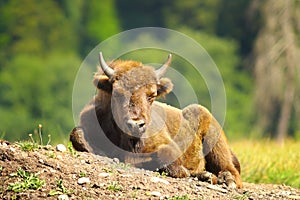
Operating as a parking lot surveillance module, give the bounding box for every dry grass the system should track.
[231,139,300,188]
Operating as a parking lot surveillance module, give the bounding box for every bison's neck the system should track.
[94,90,123,146]
[95,90,112,113]
[119,135,145,153]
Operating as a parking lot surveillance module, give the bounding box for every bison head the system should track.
[94,52,173,137]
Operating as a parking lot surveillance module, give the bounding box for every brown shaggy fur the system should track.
[70,58,242,188]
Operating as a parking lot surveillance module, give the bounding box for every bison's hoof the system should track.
[217,171,236,189]
[195,171,217,185]
[69,127,91,152]
[160,164,190,178]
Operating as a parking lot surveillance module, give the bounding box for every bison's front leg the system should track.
[203,118,243,189]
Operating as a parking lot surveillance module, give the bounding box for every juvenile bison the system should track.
[70,52,242,188]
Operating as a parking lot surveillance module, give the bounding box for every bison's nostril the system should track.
[127,119,145,130]
[137,121,145,128]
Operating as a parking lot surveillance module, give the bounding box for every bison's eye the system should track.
[147,93,157,103]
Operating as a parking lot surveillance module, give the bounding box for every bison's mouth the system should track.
[126,119,147,137]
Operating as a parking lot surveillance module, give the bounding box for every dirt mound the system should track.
[0,141,299,199]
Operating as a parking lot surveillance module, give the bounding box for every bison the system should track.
[70,52,243,188]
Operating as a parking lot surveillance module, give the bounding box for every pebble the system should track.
[288,195,300,199]
[57,194,69,200]
[56,144,67,152]
[150,177,170,185]
[99,172,110,178]
[78,177,91,185]
[206,184,228,193]
[9,147,16,152]
[148,191,161,197]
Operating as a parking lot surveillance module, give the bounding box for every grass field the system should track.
[231,139,300,189]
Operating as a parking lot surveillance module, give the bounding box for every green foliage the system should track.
[163,0,221,33]
[102,167,113,174]
[0,53,80,143]
[67,141,77,157]
[49,179,73,196]
[79,171,87,178]
[81,0,120,55]
[17,140,39,152]
[8,169,45,192]
[167,195,194,200]
[107,182,123,192]
[0,0,76,61]
[233,192,249,200]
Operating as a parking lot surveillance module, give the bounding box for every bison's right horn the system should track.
[155,54,172,78]
[99,52,115,78]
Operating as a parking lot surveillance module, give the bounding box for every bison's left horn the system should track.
[155,54,172,78]
[99,52,115,78]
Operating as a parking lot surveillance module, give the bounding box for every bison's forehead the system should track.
[110,61,158,92]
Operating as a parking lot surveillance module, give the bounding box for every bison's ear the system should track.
[157,78,173,97]
[93,75,112,92]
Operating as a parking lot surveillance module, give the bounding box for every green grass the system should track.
[107,182,123,192]
[49,179,73,196]
[8,169,45,192]
[16,141,39,151]
[231,139,300,188]
[167,195,196,200]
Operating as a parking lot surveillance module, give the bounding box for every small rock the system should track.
[9,147,16,152]
[99,172,110,178]
[206,184,228,193]
[56,144,67,152]
[57,194,69,200]
[38,159,44,164]
[0,140,9,146]
[120,174,133,178]
[80,159,86,164]
[78,177,91,185]
[113,157,120,163]
[56,163,61,170]
[150,177,170,185]
[288,195,300,199]
[148,191,161,197]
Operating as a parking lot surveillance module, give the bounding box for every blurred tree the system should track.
[80,0,120,55]
[0,53,80,143]
[115,0,166,29]
[253,0,300,142]
[216,0,261,57]
[163,0,220,33]
[0,0,81,142]
[0,0,76,61]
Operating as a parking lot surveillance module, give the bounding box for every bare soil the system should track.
[0,140,299,200]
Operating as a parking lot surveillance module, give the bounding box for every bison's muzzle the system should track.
[126,119,146,136]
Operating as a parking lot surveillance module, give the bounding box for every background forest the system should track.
[0,0,300,144]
